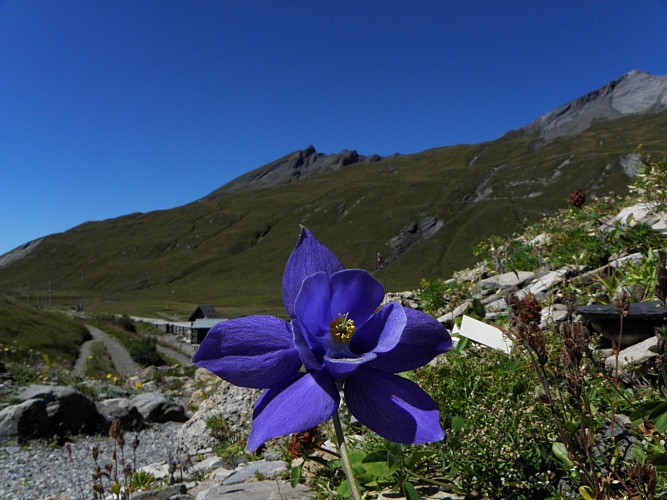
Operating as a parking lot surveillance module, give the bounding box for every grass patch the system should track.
[85,340,116,378]
[0,295,89,366]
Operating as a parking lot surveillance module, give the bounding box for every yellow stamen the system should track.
[329,313,355,343]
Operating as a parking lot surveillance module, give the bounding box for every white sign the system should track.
[457,315,512,354]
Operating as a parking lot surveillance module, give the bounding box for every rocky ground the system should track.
[0,421,183,500]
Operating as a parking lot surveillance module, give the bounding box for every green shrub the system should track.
[631,151,667,211]
[418,278,447,315]
[412,348,557,498]
[128,337,164,366]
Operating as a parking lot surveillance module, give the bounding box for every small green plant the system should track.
[418,278,447,315]
[205,415,230,440]
[473,235,541,273]
[129,470,156,491]
[85,341,117,378]
[631,149,667,212]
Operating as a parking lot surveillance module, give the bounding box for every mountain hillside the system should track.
[2,72,667,318]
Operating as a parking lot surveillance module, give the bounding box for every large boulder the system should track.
[18,385,100,435]
[176,379,257,462]
[130,392,188,423]
[0,398,53,442]
[97,398,144,431]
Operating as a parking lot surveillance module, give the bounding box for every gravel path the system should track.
[73,326,141,378]
[156,342,194,366]
[71,339,94,377]
[0,422,183,500]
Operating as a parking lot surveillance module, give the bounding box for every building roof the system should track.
[191,318,225,330]
[188,304,221,322]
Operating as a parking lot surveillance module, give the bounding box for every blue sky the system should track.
[2,1,667,256]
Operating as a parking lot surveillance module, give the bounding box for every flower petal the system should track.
[350,301,406,355]
[247,371,339,451]
[330,269,385,325]
[368,308,452,373]
[294,271,332,339]
[324,351,376,379]
[292,319,325,371]
[344,367,444,444]
[283,227,344,318]
[193,316,301,389]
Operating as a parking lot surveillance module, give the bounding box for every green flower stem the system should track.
[332,410,362,500]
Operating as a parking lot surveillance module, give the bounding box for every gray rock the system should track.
[176,380,257,462]
[517,268,571,299]
[540,304,570,328]
[222,460,288,485]
[140,461,174,481]
[130,484,189,499]
[131,392,188,423]
[18,384,100,435]
[437,300,472,327]
[605,335,658,373]
[196,480,312,499]
[0,398,53,441]
[387,213,443,262]
[479,271,535,291]
[98,397,144,431]
[191,455,227,475]
[601,203,667,234]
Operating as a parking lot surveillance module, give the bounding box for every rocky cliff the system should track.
[514,70,667,141]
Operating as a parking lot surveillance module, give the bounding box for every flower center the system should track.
[329,313,355,343]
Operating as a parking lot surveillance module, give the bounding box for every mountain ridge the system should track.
[211,145,385,194]
[2,71,667,317]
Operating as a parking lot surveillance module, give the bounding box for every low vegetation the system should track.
[85,340,116,378]
[0,295,88,365]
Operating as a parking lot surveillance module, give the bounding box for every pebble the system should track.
[0,422,183,500]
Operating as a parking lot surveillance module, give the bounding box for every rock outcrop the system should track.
[514,70,667,141]
[211,145,383,194]
[176,378,258,462]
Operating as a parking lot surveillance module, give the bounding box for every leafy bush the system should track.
[127,337,164,366]
[631,150,667,212]
[418,278,447,315]
[412,348,557,498]
[114,315,137,333]
[473,235,541,273]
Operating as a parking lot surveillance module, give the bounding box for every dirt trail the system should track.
[72,326,195,378]
[72,325,141,378]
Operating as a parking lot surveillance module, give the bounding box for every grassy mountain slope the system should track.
[1,111,667,318]
[0,295,89,365]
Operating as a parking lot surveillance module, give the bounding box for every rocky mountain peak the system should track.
[514,70,667,141]
[213,146,382,194]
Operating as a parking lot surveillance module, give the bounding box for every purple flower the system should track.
[194,228,452,451]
